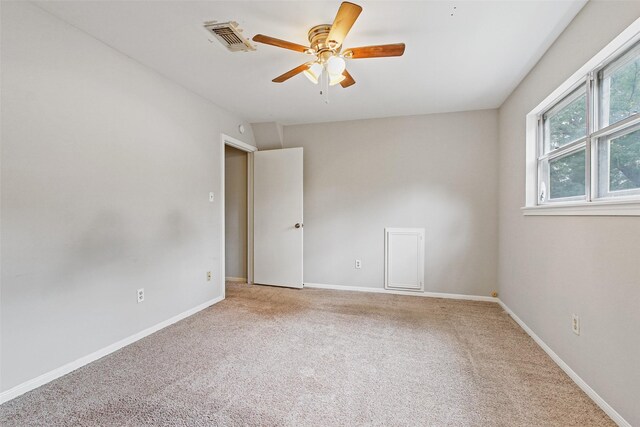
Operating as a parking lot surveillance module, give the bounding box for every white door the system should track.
[253,148,304,288]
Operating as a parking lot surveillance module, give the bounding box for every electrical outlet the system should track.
[355,259,362,269]
[207,271,212,281]
[572,314,580,335]
[137,288,144,304]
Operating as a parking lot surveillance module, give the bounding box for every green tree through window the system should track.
[550,150,586,199]
[547,94,586,150]
[603,56,640,192]
[609,129,640,191]
[605,56,640,125]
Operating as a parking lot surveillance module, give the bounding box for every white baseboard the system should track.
[303,282,497,302]
[0,295,225,405]
[497,300,630,427]
[225,277,247,282]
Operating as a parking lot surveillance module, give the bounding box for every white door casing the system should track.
[253,148,304,288]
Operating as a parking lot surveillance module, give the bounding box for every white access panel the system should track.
[384,228,425,291]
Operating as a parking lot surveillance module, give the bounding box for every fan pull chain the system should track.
[320,67,330,104]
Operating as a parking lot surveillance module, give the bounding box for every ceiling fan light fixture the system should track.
[326,55,346,76]
[329,73,346,86]
[252,2,405,89]
[303,62,323,84]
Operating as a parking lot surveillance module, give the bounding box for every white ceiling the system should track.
[35,0,586,125]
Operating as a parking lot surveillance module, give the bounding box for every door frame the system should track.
[220,133,257,298]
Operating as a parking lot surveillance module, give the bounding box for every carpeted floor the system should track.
[1,282,613,426]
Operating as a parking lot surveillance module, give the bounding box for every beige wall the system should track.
[498,2,640,425]
[284,110,498,296]
[224,146,247,279]
[0,2,254,392]
[4,1,638,423]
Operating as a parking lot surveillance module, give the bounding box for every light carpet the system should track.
[0,282,613,426]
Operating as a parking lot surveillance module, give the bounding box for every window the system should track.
[526,21,640,215]
[538,86,588,203]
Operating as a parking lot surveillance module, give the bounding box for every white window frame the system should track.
[524,16,640,216]
[538,84,588,204]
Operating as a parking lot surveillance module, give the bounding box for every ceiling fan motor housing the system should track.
[308,24,337,60]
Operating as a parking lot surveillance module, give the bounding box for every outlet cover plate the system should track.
[572,314,580,335]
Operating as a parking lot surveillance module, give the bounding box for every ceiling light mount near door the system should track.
[252,2,405,91]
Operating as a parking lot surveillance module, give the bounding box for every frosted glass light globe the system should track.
[329,73,346,86]
[326,56,346,76]
[303,62,323,84]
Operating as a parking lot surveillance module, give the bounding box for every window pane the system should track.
[545,92,586,151]
[600,52,640,128]
[608,128,640,192]
[549,149,586,199]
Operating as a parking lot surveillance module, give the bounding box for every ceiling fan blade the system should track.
[272,63,312,83]
[253,34,310,53]
[345,43,406,59]
[327,2,363,48]
[340,70,355,88]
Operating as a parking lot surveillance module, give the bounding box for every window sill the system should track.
[522,200,640,216]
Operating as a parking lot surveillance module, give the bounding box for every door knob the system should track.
[295,223,303,229]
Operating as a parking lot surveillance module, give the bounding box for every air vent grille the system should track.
[213,27,243,45]
[204,21,255,52]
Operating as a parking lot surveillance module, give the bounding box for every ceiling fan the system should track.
[252,1,405,89]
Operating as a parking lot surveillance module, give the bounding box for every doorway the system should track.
[225,145,248,283]
[220,134,256,296]
[220,135,304,293]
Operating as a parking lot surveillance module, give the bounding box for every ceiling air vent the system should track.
[204,21,255,52]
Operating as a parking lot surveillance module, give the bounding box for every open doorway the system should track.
[220,134,256,296]
[225,145,248,283]
[220,134,303,292]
